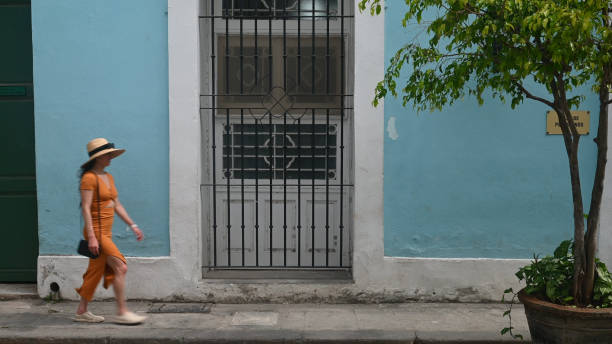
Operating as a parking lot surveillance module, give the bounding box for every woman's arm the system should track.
[114,198,144,241]
[80,189,99,255]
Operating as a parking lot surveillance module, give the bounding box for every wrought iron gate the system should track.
[200,0,353,273]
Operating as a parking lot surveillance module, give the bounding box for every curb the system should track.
[0,329,531,344]
[0,294,39,301]
[0,284,38,301]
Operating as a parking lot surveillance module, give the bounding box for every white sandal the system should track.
[113,311,147,325]
[73,311,105,323]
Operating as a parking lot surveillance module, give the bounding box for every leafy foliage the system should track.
[359,0,611,112]
[500,288,524,340]
[501,241,612,339]
[515,240,612,308]
[516,240,575,305]
[594,260,612,307]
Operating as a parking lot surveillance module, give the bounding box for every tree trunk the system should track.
[568,138,587,306]
[584,81,608,304]
[584,53,611,303]
[552,74,587,305]
[582,6,612,306]
[556,107,586,305]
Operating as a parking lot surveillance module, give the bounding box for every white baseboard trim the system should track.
[38,255,529,303]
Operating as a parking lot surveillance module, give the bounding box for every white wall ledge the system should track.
[38,254,527,302]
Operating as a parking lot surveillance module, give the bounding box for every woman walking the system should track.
[74,138,146,325]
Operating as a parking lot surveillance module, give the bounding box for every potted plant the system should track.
[359,0,612,342]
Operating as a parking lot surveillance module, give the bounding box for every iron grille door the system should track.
[200,0,353,272]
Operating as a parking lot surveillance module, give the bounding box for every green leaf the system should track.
[554,240,572,259]
[546,281,557,301]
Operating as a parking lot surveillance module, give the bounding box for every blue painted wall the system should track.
[32,0,169,256]
[383,2,600,258]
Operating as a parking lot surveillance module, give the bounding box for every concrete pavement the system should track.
[0,285,530,343]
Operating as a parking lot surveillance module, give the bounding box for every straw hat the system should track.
[82,138,125,168]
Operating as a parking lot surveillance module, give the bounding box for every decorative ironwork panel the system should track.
[223,123,337,180]
[201,0,353,270]
[217,36,342,109]
[222,0,339,19]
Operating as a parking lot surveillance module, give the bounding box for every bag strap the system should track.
[94,173,101,243]
[79,172,102,244]
[79,172,103,243]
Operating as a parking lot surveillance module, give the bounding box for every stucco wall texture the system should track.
[32,0,170,256]
[383,2,600,258]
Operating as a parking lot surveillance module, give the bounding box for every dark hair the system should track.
[78,159,97,208]
[79,159,96,179]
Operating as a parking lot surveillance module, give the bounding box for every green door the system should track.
[0,0,38,282]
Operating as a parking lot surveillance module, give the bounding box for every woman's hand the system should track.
[114,199,142,241]
[132,225,144,241]
[88,235,100,256]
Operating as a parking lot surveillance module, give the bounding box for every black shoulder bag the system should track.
[77,174,101,259]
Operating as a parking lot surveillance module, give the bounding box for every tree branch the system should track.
[513,82,558,111]
[462,4,486,17]
[555,73,580,138]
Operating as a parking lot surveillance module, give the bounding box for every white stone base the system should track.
[38,255,529,302]
[37,256,188,301]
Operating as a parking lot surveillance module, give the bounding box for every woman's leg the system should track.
[75,256,106,314]
[76,297,89,314]
[74,257,106,321]
[106,255,128,315]
[73,294,104,322]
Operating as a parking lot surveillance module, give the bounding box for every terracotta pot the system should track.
[518,289,612,344]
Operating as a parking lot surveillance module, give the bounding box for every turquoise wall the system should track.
[383,2,600,258]
[32,0,169,256]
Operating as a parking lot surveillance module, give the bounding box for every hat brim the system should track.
[81,148,125,168]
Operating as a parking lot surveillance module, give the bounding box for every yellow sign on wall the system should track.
[546,110,590,135]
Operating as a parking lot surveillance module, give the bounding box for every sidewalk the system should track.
[0,286,530,343]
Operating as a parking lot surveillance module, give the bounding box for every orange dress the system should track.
[75,172,126,301]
